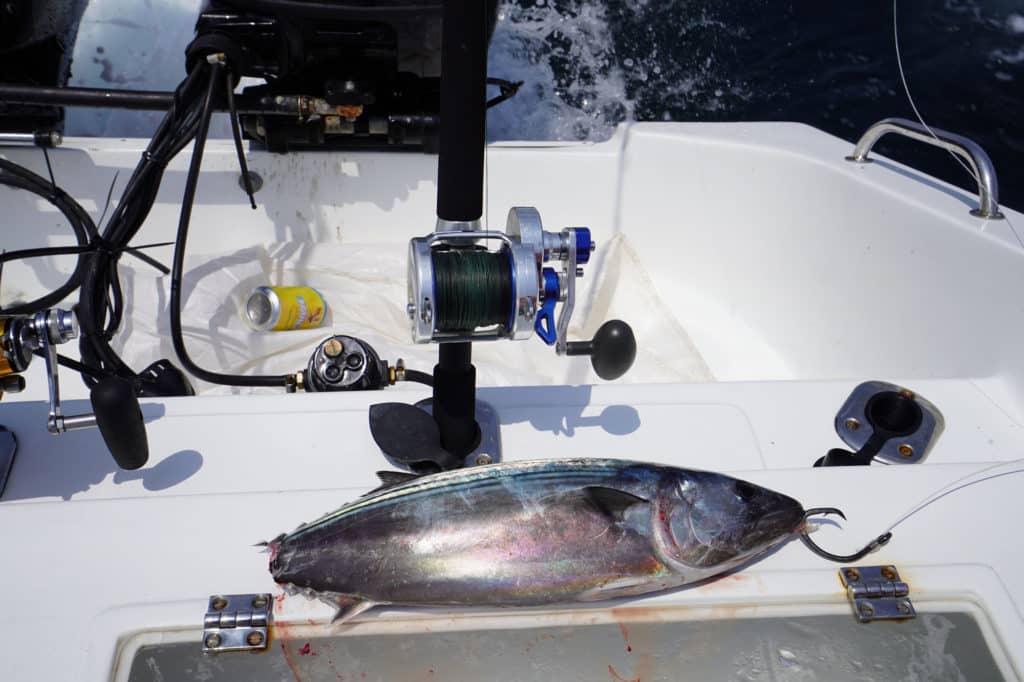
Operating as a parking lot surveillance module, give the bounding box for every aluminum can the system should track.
[245,286,326,331]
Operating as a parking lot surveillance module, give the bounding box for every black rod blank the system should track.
[435,0,487,222]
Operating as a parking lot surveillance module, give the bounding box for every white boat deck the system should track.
[3,123,1024,680]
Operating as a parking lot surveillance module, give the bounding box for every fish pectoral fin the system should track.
[318,593,377,625]
[581,486,650,522]
[363,470,422,496]
[577,576,655,602]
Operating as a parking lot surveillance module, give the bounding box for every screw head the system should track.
[211,596,228,611]
[246,631,265,646]
[844,568,861,582]
[858,602,875,617]
[844,418,861,431]
[251,595,269,609]
[897,600,912,615]
[238,170,263,194]
[475,453,493,466]
[880,566,897,580]
[205,633,222,648]
[324,338,344,358]
[898,444,914,458]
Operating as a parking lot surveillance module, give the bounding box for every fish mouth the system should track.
[738,505,806,553]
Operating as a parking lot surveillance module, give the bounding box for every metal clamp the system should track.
[846,117,1003,219]
[202,594,271,653]
[839,565,916,623]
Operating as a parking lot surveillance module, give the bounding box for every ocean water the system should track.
[66,0,1024,209]
[485,0,1024,210]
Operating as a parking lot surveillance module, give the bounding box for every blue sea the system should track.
[67,0,1024,209]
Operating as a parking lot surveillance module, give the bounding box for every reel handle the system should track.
[566,320,636,381]
[91,377,149,470]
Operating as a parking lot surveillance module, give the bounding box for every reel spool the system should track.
[408,207,596,352]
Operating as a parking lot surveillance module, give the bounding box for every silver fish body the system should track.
[268,459,805,622]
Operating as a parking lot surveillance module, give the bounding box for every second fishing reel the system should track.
[407,207,636,380]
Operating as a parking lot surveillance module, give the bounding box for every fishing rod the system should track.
[0,0,629,473]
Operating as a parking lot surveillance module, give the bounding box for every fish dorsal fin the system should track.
[363,470,422,496]
[582,486,650,521]
[377,470,420,487]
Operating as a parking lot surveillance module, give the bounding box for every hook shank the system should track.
[799,507,893,563]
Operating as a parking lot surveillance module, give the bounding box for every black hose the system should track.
[401,369,434,387]
[168,62,291,389]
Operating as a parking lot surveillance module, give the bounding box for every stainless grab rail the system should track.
[846,117,1004,220]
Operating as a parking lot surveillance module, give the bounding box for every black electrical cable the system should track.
[168,61,291,389]
[0,157,98,315]
[485,78,523,109]
[32,349,106,380]
[76,66,210,389]
[225,75,257,210]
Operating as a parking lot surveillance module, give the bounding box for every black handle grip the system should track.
[566,320,637,381]
[90,377,149,470]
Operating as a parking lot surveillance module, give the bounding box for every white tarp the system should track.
[110,234,712,394]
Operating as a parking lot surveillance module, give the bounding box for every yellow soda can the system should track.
[245,286,326,331]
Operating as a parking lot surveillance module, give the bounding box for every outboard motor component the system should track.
[816,381,944,467]
[193,0,498,152]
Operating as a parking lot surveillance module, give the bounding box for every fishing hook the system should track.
[798,507,893,564]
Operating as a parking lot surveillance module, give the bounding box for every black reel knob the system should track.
[90,377,149,470]
[566,320,637,381]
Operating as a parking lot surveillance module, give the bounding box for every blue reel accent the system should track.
[535,268,560,345]
[574,228,592,265]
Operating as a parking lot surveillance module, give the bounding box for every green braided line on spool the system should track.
[432,249,512,332]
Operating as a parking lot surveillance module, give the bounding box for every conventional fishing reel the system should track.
[0,309,149,472]
[407,207,636,380]
[367,208,637,475]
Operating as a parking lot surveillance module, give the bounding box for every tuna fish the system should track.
[267,458,888,623]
